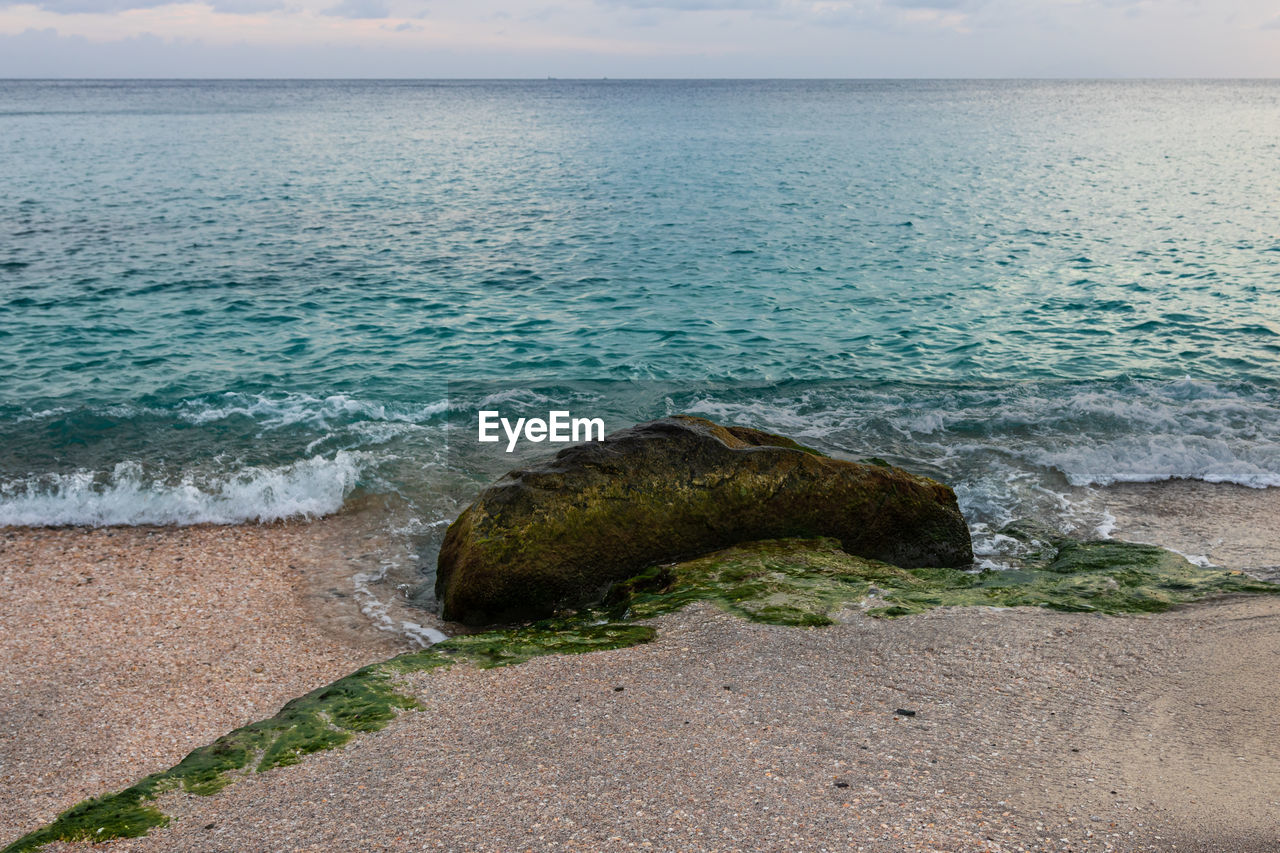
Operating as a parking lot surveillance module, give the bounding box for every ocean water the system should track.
[3,80,1280,628]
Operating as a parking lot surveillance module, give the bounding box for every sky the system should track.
[1,0,1279,78]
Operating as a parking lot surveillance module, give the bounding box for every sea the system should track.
[3,79,1279,639]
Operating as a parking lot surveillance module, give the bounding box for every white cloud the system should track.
[0,0,1278,75]
[597,0,777,10]
[322,0,389,18]
[208,0,283,11]
[885,0,975,8]
[0,0,166,10]
[0,0,283,12]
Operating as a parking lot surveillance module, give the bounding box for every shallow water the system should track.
[3,80,1279,635]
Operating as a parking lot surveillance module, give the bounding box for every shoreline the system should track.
[1101,480,1280,579]
[2,480,1279,849]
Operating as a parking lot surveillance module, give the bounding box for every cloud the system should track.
[0,0,283,12]
[885,0,974,7]
[2,0,1279,76]
[0,0,171,11]
[322,0,389,17]
[0,25,739,77]
[206,0,283,11]
[596,0,778,10]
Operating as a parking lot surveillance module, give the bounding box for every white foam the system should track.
[176,392,448,430]
[1172,549,1214,568]
[1027,436,1280,489]
[689,379,1280,492]
[13,406,73,423]
[354,565,448,648]
[1094,508,1118,539]
[680,379,1280,546]
[399,621,448,645]
[684,397,832,437]
[0,451,370,527]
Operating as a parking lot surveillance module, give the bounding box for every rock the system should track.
[436,415,972,625]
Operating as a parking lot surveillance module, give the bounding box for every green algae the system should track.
[605,533,1280,626]
[856,522,1280,619]
[2,792,169,851]
[10,527,1278,853]
[605,539,911,627]
[417,622,656,670]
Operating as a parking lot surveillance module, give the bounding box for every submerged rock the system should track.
[436,415,972,625]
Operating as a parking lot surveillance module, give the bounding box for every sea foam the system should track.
[686,378,1280,490]
[0,451,369,527]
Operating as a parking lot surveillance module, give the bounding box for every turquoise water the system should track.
[3,79,1280,546]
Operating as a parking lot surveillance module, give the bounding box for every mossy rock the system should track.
[436,416,972,625]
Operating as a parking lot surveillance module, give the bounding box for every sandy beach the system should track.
[0,519,406,844]
[3,481,1279,851]
[1101,480,1280,579]
[51,595,1280,853]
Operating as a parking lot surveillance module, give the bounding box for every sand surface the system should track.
[42,597,1280,853]
[0,520,406,844]
[3,482,1279,851]
[1101,480,1280,578]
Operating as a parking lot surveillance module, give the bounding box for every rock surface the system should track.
[436,415,972,625]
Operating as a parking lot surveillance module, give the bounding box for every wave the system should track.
[685,378,1280,491]
[5,393,449,438]
[1026,435,1280,489]
[0,451,370,527]
[174,392,449,430]
[4,378,1278,531]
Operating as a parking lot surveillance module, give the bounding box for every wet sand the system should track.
[3,482,1279,851]
[1101,480,1280,578]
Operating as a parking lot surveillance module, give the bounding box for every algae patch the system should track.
[606,533,1280,626]
[605,538,909,627]
[401,622,657,671]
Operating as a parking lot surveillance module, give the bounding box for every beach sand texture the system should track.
[2,481,1278,851]
[0,520,405,844]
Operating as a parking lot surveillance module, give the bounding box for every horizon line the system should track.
[5,75,1280,82]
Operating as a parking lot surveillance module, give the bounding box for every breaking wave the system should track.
[0,451,371,527]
